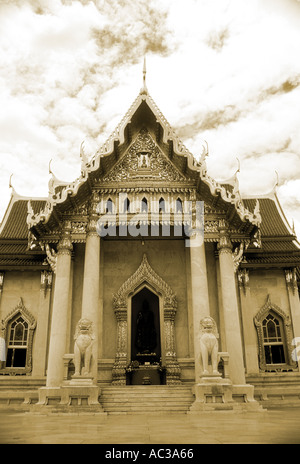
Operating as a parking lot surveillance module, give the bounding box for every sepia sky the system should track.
[0,0,300,238]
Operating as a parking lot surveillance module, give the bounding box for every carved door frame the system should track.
[112,254,181,385]
[128,283,163,366]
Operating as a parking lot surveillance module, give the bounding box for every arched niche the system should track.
[112,254,181,385]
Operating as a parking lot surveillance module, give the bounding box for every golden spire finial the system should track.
[140,56,148,95]
[143,56,146,86]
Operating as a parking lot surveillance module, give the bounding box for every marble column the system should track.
[189,235,210,383]
[285,269,300,372]
[46,222,73,387]
[238,268,260,374]
[218,221,246,385]
[81,191,101,383]
[32,271,53,377]
[0,272,4,370]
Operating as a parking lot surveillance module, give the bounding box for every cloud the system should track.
[0,0,299,239]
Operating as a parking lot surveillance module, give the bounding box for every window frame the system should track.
[261,312,286,366]
[0,298,36,375]
[254,295,297,372]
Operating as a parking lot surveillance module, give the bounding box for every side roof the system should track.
[0,189,47,269]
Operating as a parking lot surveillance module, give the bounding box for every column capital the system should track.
[87,190,101,236]
[217,219,232,254]
[57,221,73,255]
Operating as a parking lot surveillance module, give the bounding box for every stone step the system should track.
[101,387,193,393]
[101,392,193,398]
[100,385,195,414]
[101,397,193,402]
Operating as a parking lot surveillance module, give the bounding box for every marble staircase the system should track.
[99,385,195,414]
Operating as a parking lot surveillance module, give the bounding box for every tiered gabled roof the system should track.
[25,83,261,237]
[0,74,299,276]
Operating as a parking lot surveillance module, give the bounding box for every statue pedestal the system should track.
[35,377,106,413]
[69,375,94,386]
[59,378,101,407]
[199,373,229,384]
[189,376,263,412]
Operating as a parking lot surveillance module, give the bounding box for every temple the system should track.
[0,68,300,413]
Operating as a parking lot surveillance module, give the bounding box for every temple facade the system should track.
[0,77,300,413]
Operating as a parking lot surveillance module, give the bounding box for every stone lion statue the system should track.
[199,316,219,376]
[73,318,95,377]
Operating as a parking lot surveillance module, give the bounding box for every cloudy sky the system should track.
[0,0,300,238]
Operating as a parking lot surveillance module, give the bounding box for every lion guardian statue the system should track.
[73,318,95,377]
[199,316,220,376]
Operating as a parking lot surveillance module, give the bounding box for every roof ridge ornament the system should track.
[8,173,13,190]
[140,56,148,95]
[80,140,90,177]
[8,173,21,198]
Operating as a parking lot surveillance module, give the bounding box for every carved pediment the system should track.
[102,128,189,184]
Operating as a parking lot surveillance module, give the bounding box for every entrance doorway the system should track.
[129,287,163,385]
[112,254,180,385]
[131,287,161,364]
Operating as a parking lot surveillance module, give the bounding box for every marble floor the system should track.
[0,407,300,444]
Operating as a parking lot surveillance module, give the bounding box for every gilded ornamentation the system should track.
[57,221,73,256]
[27,90,261,232]
[103,128,187,183]
[204,220,219,233]
[72,222,87,234]
[86,191,101,236]
[43,244,57,272]
[113,254,177,311]
[217,220,232,254]
[232,240,250,272]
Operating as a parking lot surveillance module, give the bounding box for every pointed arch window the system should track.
[6,316,29,368]
[141,197,148,213]
[175,198,183,213]
[123,197,130,213]
[254,296,296,371]
[106,198,114,213]
[159,197,165,213]
[0,298,36,375]
[262,313,286,365]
